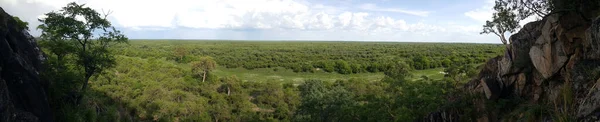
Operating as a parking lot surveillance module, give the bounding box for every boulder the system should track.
[586,16,600,59]
[481,78,501,100]
[509,21,543,66]
[529,15,569,79]
[424,7,600,121]
[0,7,52,121]
[515,73,527,96]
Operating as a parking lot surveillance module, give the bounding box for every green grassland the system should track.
[211,67,385,83]
[211,67,445,83]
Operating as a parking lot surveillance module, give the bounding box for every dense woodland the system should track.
[44,40,499,121]
[115,41,504,73]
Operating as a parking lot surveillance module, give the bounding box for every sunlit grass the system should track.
[211,67,445,84]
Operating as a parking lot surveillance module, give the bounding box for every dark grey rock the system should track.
[0,7,52,122]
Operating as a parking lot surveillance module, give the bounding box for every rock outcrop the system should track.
[0,7,52,121]
[425,3,600,122]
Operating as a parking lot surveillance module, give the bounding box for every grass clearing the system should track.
[211,67,445,84]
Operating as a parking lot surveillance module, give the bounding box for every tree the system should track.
[297,79,356,121]
[191,56,217,82]
[350,63,362,73]
[441,58,452,67]
[335,60,352,74]
[481,0,562,45]
[383,61,412,84]
[444,64,478,87]
[218,76,241,96]
[506,0,552,18]
[12,16,28,31]
[37,2,128,103]
[174,46,187,62]
[480,0,521,45]
[323,61,335,73]
[412,56,431,70]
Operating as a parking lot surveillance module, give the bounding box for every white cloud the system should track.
[464,0,540,30]
[464,10,492,23]
[0,0,499,43]
[2,0,441,32]
[359,3,430,17]
[464,0,494,23]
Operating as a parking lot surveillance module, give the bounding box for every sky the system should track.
[1,0,537,43]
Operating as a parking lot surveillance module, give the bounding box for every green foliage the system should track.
[246,81,300,121]
[295,63,449,121]
[411,56,431,70]
[38,2,128,104]
[12,16,29,30]
[190,56,217,82]
[481,0,521,44]
[442,58,452,67]
[481,0,558,44]
[297,79,356,121]
[504,0,552,18]
[44,40,503,121]
[383,61,412,84]
[174,46,188,62]
[444,64,478,87]
[114,41,504,73]
[335,60,352,74]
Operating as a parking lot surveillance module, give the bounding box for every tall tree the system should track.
[37,2,128,103]
[191,56,217,82]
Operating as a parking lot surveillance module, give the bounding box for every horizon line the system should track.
[127,39,504,44]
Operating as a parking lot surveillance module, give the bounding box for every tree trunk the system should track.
[56,53,64,70]
[202,70,206,82]
[500,34,508,45]
[76,73,92,104]
[227,86,230,96]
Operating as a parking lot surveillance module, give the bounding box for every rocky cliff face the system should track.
[425,7,600,122]
[0,7,52,121]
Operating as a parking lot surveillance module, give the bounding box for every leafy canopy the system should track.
[37,2,127,101]
[191,56,217,82]
[481,0,521,45]
[12,16,29,31]
[480,0,553,45]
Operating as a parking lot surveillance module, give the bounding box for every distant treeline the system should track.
[115,41,505,73]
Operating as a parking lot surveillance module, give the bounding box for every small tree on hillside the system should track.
[191,56,217,82]
[481,0,555,45]
[37,2,128,104]
[481,0,521,45]
[12,16,29,31]
[507,0,552,18]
